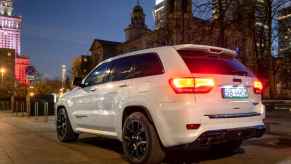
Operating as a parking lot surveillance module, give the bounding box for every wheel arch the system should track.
[121,105,165,147]
[55,104,77,131]
[122,105,154,127]
[56,105,66,113]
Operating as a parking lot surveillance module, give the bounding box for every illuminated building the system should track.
[0,0,31,85]
[0,0,21,55]
[278,6,291,57]
[0,48,15,84]
[277,5,291,94]
[15,56,30,85]
[154,0,166,29]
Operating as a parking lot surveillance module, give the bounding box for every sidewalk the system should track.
[266,110,291,137]
[3,110,291,137]
[0,111,127,164]
[0,111,56,132]
[0,111,290,164]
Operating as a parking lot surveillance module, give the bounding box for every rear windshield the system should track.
[178,50,254,77]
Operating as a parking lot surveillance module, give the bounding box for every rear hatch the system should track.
[178,48,262,117]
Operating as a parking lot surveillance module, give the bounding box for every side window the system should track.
[133,53,164,78]
[110,57,135,81]
[84,63,109,87]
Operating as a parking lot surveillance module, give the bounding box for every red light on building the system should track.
[15,56,30,85]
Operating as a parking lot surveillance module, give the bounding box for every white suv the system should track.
[56,44,265,164]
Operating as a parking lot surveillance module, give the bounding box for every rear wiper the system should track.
[232,70,248,76]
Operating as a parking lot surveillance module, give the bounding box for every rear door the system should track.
[178,50,260,116]
[98,56,135,132]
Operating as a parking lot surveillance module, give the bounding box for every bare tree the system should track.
[192,0,290,98]
[193,0,238,47]
[255,0,290,98]
[192,0,212,20]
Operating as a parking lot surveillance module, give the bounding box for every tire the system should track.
[211,140,242,153]
[122,112,165,164]
[56,108,79,142]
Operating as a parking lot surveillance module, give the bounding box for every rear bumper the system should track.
[171,125,266,150]
[194,125,265,146]
[153,102,265,147]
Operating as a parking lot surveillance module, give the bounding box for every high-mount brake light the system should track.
[209,48,223,54]
[169,77,215,94]
[253,80,263,94]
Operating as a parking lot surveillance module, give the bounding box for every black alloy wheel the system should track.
[122,112,165,164]
[124,117,148,161]
[56,108,79,142]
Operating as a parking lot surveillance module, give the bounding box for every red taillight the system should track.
[253,80,263,94]
[186,124,201,130]
[194,78,215,93]
[169,77,215,94]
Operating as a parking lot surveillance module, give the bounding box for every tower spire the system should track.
[124,2,150,41]
[0,0,13,16]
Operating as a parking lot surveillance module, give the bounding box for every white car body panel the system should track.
[56,44,265,147]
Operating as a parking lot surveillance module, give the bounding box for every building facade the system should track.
[72,55,92,79]
[0,0,31,86]
[278,6,291,57]
[0,0,21,55]
[0,48,15,82]
[125,3,151,41]
[277,5,291,94]
[15,56,30,85]
[153,0,167,29]
[90,39,121,67]
[212,0,241,20]
[117,0,256,69]
[75,0,261,83]
[0,48,15,97]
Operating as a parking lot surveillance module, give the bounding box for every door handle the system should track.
[119,84,128,88]
[90,88,96,92]
[75,115,88,119]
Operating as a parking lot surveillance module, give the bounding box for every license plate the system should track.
[222,87,248,99]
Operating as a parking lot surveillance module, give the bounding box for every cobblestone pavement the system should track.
[0,111,290,164]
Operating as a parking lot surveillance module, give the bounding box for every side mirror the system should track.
[73,77,84,87]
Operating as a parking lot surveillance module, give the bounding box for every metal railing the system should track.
[0,101,9,111]
[11,100,51,122]
[263,99,291,111]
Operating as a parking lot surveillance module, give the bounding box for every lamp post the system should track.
[61,65,67,89]
[26,86,35,116]
[0,68,6,83]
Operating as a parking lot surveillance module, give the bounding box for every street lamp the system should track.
[0,68,6,83]
[59,88,64,97]
[29,92,35,97]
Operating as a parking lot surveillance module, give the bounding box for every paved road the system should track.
[0,111,290,164]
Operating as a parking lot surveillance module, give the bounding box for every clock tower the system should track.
[0,0,13,16]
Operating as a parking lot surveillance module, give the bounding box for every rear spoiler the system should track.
[173,44,238,57]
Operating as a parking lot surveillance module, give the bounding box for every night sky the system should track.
[14,0,155,79]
